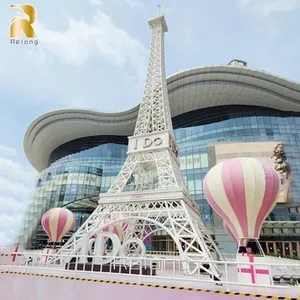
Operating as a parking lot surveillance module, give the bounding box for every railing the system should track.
[0,248,9,252]
[146,250,180,256]
[146,251,236,259]
[1,251,300,294]
[221,253,238,261]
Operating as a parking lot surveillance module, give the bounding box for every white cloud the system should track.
[0,157,37,184]
[18,10,149,110]
[90,0,144,9]
[0,177,33,207]
[0,197,26,215]
[0,145,17,158]
[0,213,23,232]
[0,146,36,248]
[0,214,24,247]
[0,232,13,248]
[91,0,103,5]
[91,0,144,9]
[1,7,149,111]
[240,0,252,6]
[161,6,172,16]
[32,11,147,76]
[125,0,145,10]
[26,47,45,66]
[240,0,299,16]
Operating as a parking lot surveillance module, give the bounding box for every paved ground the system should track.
[1,263,299,298]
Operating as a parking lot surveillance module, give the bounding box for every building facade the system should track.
[20,64,300,254]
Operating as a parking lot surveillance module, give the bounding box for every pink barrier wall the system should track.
[0,274,250,300]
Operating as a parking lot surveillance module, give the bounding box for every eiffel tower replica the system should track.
[57,8,222,278]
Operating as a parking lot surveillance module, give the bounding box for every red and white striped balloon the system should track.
[41,208,75,242]
[204,158,280,244]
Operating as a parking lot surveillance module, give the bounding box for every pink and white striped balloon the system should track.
[102,223,124,242]
[122,223,128,231]
[223,220,238,243]
[203,158,280,244]
[41,208,75,242]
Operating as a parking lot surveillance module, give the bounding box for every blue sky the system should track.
[0,0,300,247]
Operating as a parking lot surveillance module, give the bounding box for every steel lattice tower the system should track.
[57,10,222,278]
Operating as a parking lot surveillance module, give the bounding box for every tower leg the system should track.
[55,190,222,279]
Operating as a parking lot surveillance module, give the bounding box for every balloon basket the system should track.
[236,238,271,286]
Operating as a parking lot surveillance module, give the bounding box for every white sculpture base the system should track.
[42,248,57,263]
[237,253,271,285]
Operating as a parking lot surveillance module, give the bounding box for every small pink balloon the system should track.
[42,208,75,242]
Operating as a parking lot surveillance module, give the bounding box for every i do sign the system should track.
[80,232,146,265]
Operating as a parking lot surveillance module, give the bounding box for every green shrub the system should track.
[267,253,300,260]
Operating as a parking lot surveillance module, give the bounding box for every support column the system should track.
[273,241,277,254]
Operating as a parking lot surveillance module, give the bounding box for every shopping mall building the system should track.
[19,60,300,255]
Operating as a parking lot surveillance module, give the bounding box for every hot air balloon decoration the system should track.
[223,220,238,243]
[90,221,125,255]
[91,221,124,241]
[204,157,280,252]
[42,208,75,248]
[102,223,124,242]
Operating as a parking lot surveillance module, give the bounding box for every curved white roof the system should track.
[24,65,300,171]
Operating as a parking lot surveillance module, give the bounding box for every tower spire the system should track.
[157,5,161,15]
[134,11,170,136]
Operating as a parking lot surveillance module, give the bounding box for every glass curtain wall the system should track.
[19,106,300,249]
